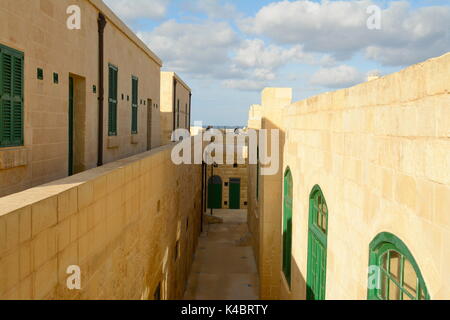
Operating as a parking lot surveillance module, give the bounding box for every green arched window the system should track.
[306,185,328,300]
[368,233,430,300]
[282,168,293,285]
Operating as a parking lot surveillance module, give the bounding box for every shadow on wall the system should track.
[251,116,288,300]
[288,257,307,300]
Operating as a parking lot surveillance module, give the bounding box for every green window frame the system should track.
[108,64,118,136]
[282,168,293,286]
[0,44,24,148]
[368,232,430,300]
[131,76,138,134]
[306,185,328,300]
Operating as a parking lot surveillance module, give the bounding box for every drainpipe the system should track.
[210,163,214,216]
[203,160,207,213]
[201,162,205,233]
[188,92,192,131]
[97,13,107,167]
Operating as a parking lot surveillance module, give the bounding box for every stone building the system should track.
[0,0,179,197]
[160,72,192,146]
[248,105,262,130]
[247,53,450,300]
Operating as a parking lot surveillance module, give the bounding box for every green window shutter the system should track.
[108,64,118,136]
[176,99,180,129]
[0,45,24,148]
[131,76,138,134]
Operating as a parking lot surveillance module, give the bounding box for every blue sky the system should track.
[104,0,450,126]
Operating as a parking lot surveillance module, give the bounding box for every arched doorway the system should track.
[208,176,222,209]
[306,185,328,300]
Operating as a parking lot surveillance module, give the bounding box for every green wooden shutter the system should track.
[176,99,180,129]
[0,45,24,148]
[108,64,118,136]
[68,77,74,176]
[131,76,138,134]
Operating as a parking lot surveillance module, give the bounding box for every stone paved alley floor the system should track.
[184,210,259,300]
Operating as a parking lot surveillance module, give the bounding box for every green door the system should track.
[208,176,222,209]
[68,77,74,176]
[306,186,328,300]
[229,178,241,209]
[282,169,293,285]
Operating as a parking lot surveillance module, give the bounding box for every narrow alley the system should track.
[184,210,259,300]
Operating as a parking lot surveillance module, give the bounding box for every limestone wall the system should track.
[160,72,191,146]
[0,143,202,300]
[250,88,292,300]
[247,161,259,270]
[0,0,162,197]
[250,52,450,300]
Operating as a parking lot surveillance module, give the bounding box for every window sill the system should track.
[107,136,119,149]
[0,147,28,169]
[130,135,139,145]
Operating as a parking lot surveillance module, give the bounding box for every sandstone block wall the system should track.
[248,88,292,300]
[0,143,202,300]
[250,52,450,300]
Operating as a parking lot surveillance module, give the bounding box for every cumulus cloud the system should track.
[104,0,170,21]
[310,65,365,88]
[240,0,450,66]
[188,0,241,20]
[138,20,239,77]
[138,20,319,91]
[233,39,314,70]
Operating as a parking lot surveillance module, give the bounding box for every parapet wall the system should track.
[0,144,202,300]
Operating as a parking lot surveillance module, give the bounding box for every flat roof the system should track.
[162,71,192,92]
[90,0,163,67]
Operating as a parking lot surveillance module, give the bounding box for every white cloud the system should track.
[189,0,240,20]
[138,20,239,77]
[233,39,313,70]
[138,20,319,91]
[104,0,170,21]
[240,0,450,66]
[310,65,365,88]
